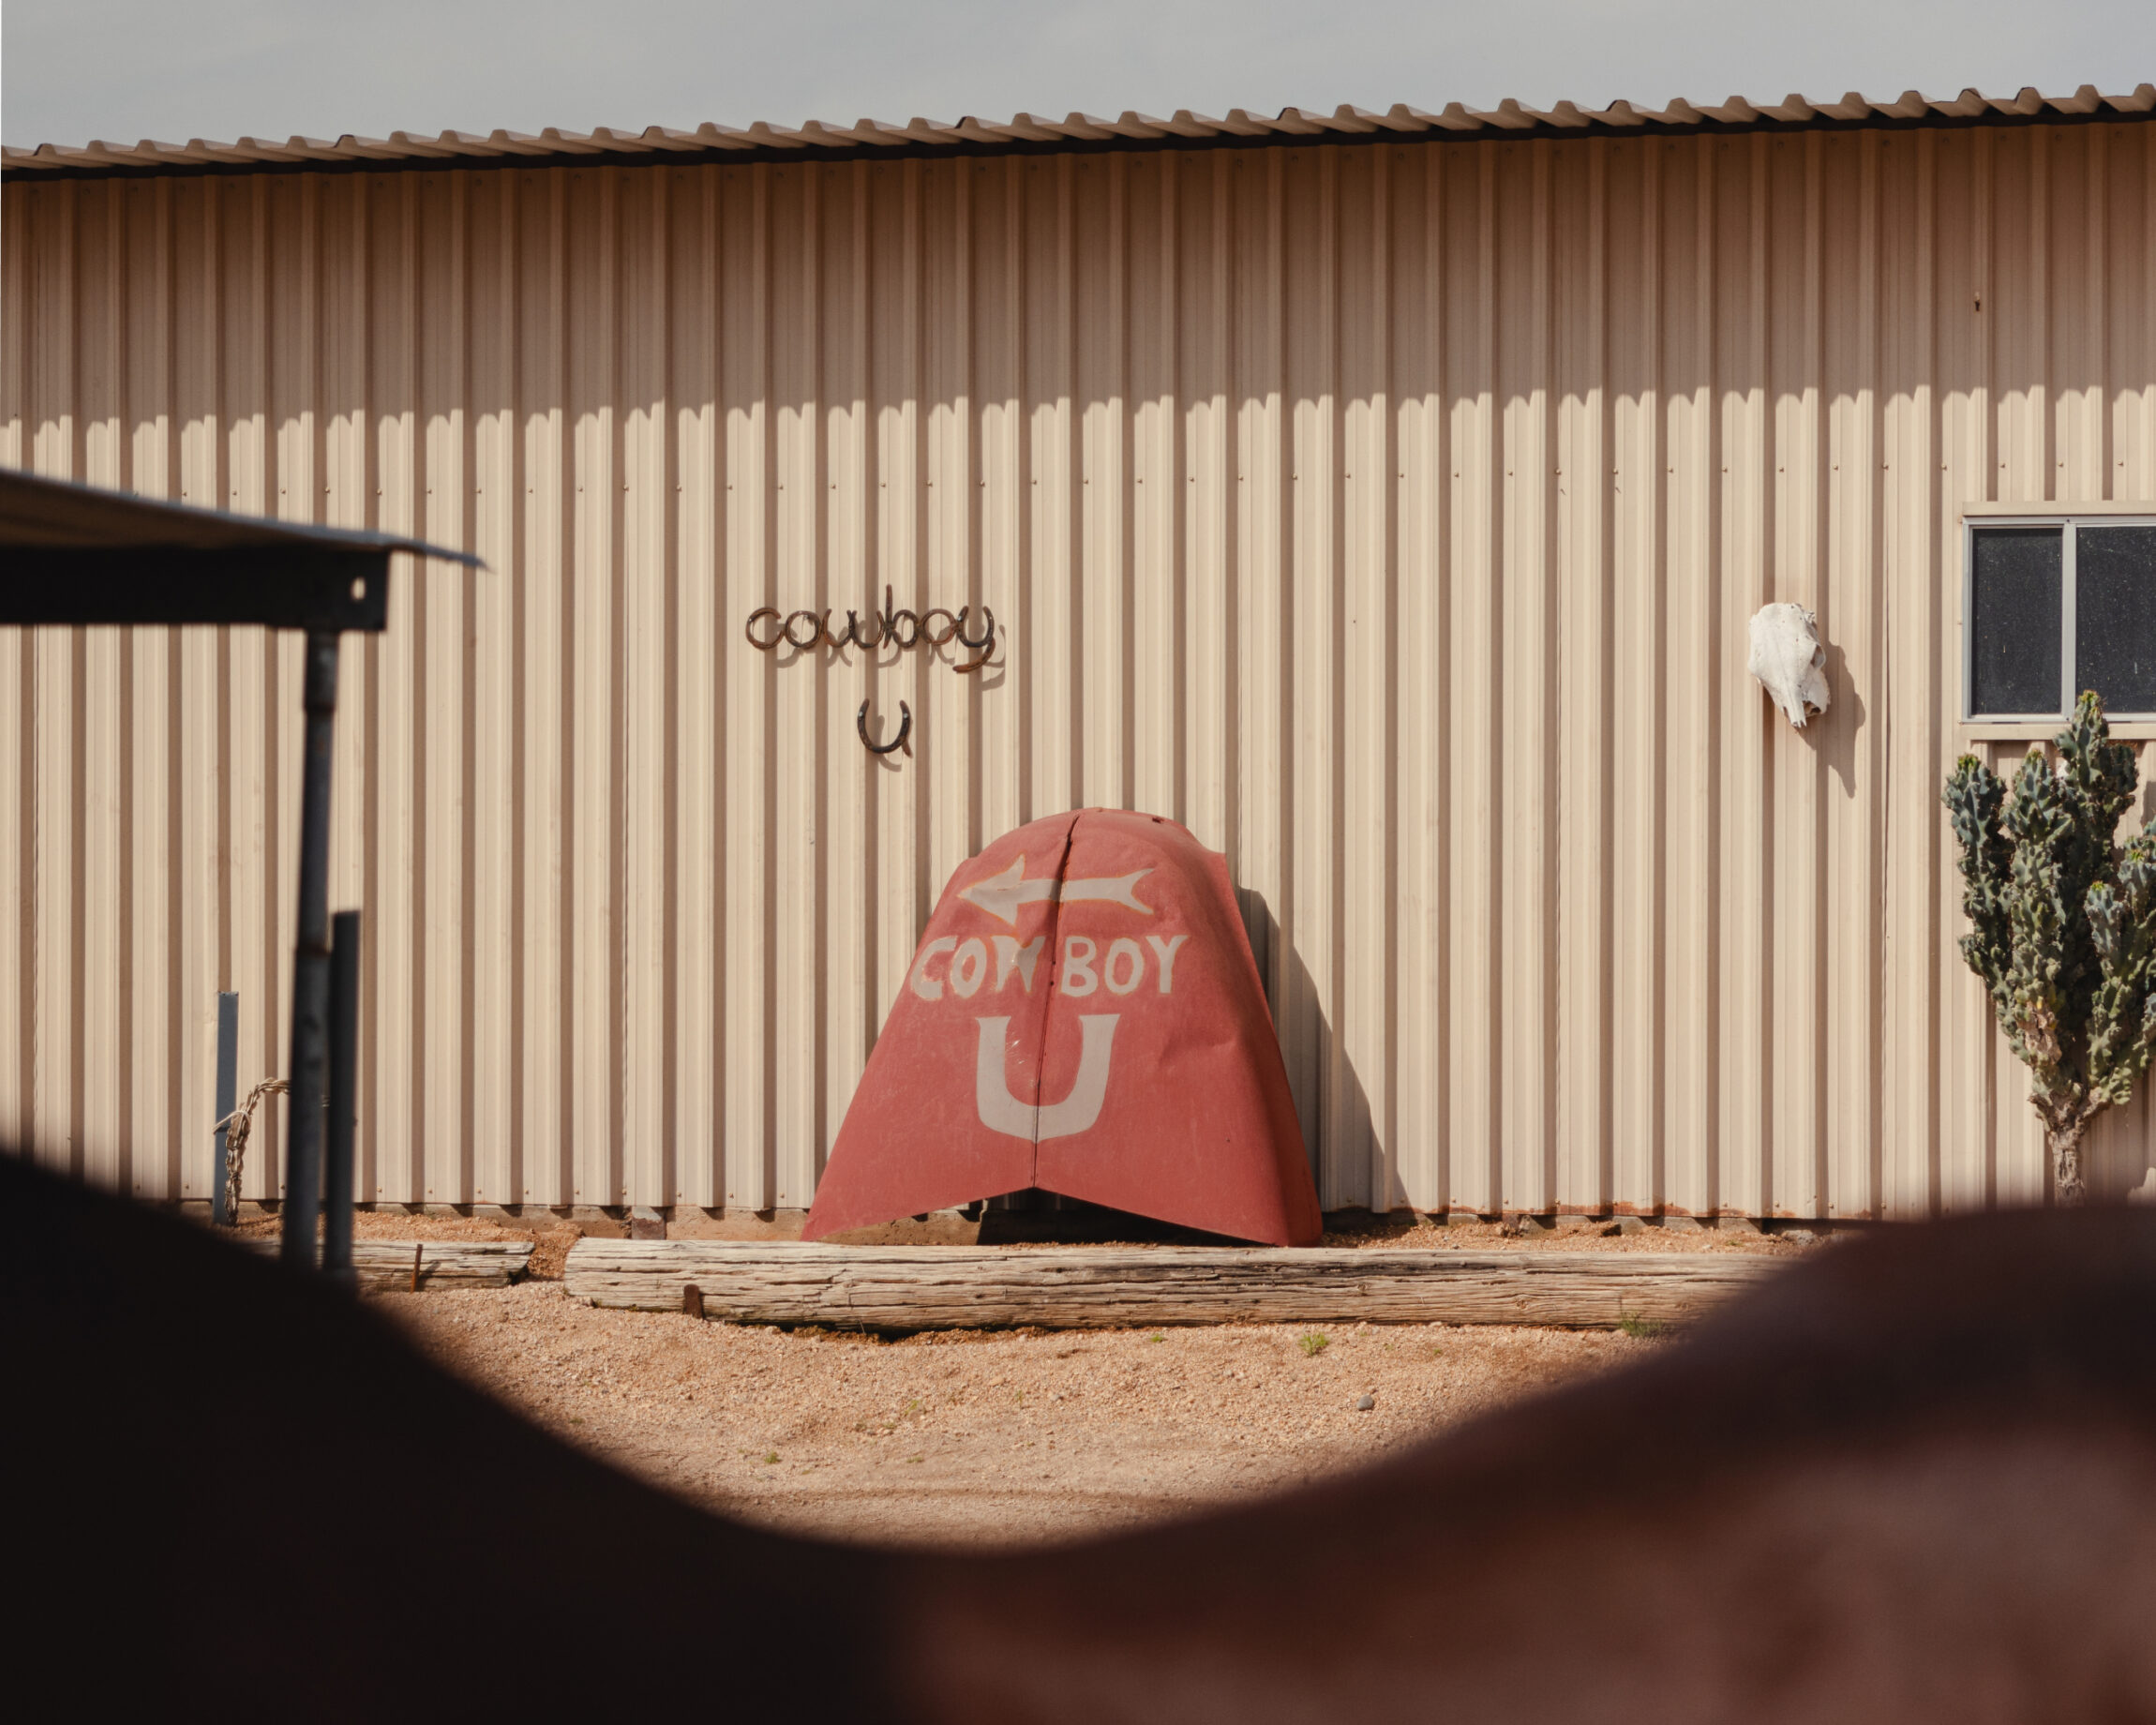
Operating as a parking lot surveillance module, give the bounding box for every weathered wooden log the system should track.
[561,1240,1781,1329]
[244,1238,532,1289]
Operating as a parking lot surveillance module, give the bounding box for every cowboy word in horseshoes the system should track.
[743,584,996,673]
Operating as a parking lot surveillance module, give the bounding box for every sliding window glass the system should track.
[1965,518,2156,720]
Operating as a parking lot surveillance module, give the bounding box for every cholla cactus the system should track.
[1944,692,2156,1204]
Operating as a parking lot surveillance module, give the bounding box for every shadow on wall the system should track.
[1235,884,1387,1213]
[1816,639,1866,801]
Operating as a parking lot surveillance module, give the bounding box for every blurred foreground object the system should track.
[8,1152,2156,1720]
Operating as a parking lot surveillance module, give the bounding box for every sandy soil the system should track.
[382,1285,1651,1550]
[232,1204,1815,1547]
[1326,1217,1809,1254]
[813,1210,1819,1254]
[233,1203,1816,1279]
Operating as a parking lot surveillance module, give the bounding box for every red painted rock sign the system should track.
[804,810,1322,1246]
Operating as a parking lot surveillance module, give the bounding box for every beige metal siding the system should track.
[5,123,2155,1217]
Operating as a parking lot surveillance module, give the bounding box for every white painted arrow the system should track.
[957,855,1154,926]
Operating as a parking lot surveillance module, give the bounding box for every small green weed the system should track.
[906,1454,923,1464]
[763,1450,779,1464]
[1617,1312,1668,1340]
[1299,1332,1330,1358]
[1146,1331,1166,1344]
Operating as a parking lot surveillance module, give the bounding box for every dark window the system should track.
[2075,526,2156,714]
[1969,527,2061,716]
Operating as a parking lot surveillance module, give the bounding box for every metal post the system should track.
[323,909,360,1284]
[280,630,339,1270]
[211,992,238,1224]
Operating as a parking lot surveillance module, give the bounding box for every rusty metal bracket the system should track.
[858,698,912,758]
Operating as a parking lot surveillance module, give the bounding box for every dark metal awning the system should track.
[0,468,477,629]
[1,466,479,1282]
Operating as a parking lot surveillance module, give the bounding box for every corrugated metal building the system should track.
[6,86,2156,1222]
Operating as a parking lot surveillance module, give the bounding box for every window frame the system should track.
[1962,507,2156,732]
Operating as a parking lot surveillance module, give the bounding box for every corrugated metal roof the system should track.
[7,82,2153,180]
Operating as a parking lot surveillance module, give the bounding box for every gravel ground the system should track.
[234,1205,1813,1548]
[382,1285,1648,1549]
[1323,1218,1807,1254]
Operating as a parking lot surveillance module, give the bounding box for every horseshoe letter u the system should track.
[975,1015,1119,1141]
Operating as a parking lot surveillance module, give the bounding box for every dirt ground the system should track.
[830,1212,1816,1255]
[236,1204,1814,1548]
[382,1289,1656,1549]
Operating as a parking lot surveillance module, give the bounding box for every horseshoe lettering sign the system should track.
[803,809,1321,1245]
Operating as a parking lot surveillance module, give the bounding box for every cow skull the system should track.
[1747,602,1831,728]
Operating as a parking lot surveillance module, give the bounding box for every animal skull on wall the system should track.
[1747,602,1831,728]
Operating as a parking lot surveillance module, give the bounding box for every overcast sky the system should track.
[7,0,2153,151]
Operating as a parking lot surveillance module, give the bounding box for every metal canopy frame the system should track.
[0,469,478,1274]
